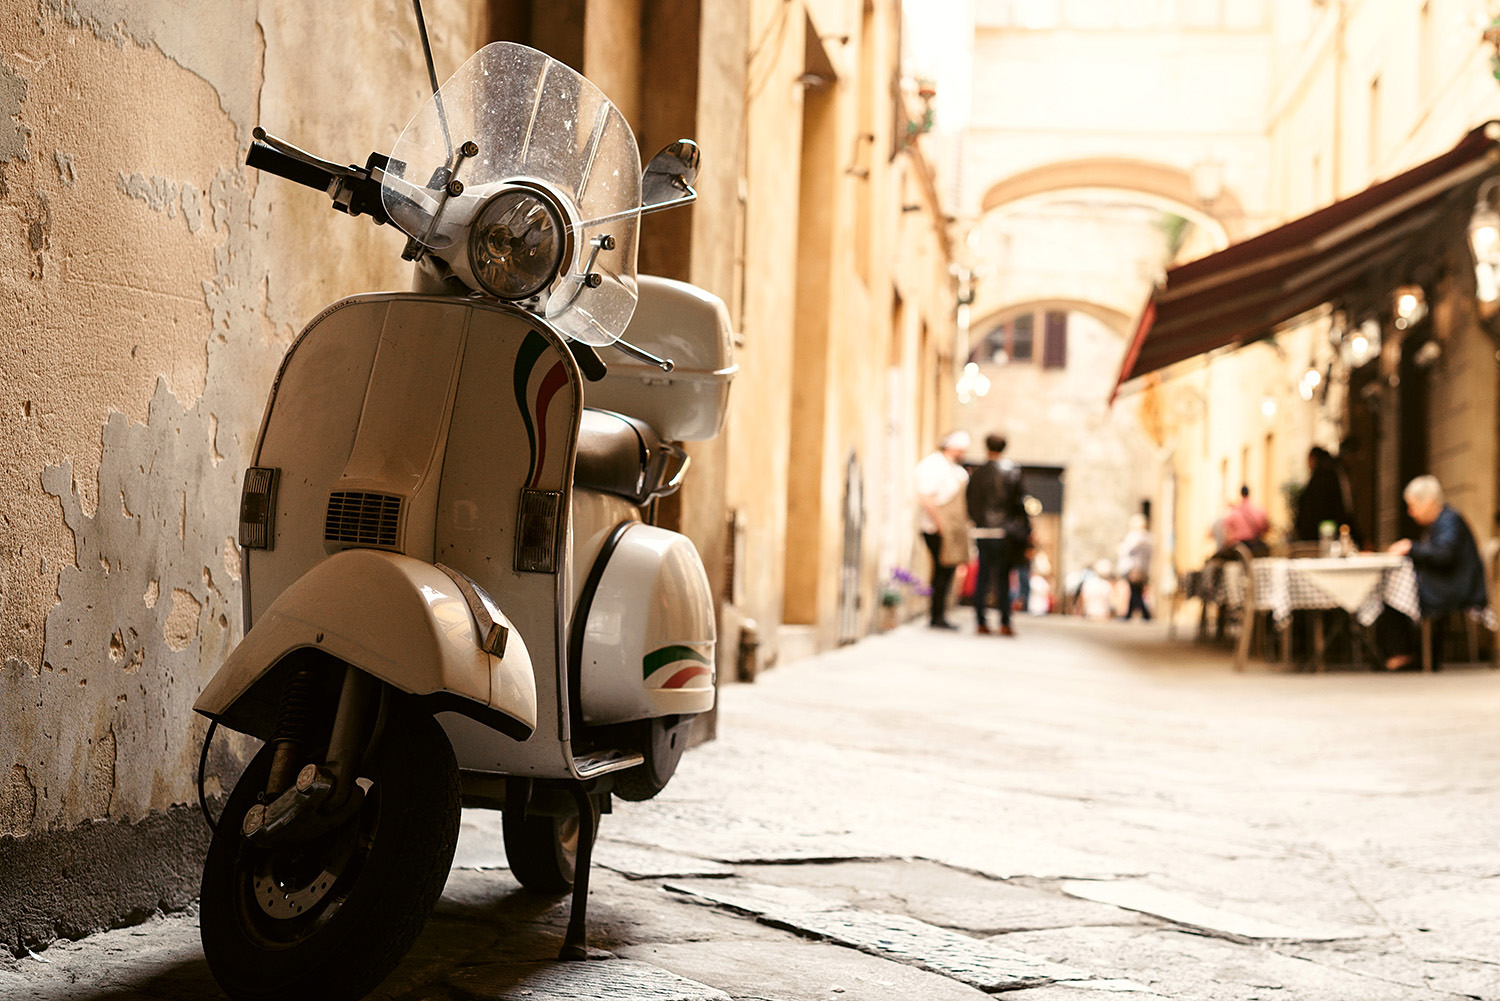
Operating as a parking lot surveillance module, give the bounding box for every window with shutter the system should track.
[1042,310,1068,369]
[1012,312,1034,362]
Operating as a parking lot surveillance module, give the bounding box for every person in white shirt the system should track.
[915,431,971,629]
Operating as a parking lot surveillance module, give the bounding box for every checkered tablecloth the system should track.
[1210,555,1497,629]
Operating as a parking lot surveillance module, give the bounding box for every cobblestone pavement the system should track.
[5,614,1500,1000]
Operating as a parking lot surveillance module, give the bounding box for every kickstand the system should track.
[558,782,597,961]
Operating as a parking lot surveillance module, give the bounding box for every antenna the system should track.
[411,0,454,162]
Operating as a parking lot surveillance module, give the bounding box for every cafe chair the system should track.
[1419,612,1485,672]
[1167,564,1197,642]
[1418,542,1500,672]
[1229,544,1287,672]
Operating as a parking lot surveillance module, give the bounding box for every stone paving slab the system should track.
[737,858,1157,936]
[996,923,1464,1001]
[447,958,729,1001]
[1009,986,1170,999]
[1051,980,1163,993]
[594,840,736,880]
[1060,879,1373,942]
[665,879,1094,991]
[622,938,997,1001]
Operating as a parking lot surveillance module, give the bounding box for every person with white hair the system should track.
[1379,475,1487,669]
[915,430,971,629]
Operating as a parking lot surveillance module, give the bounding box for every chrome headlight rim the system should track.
[467,183,569,302]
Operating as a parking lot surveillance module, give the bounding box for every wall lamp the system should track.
[1469,176,1500,303]
[1393,284,1426,330]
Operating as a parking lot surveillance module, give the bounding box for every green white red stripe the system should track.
[642,645,713,689]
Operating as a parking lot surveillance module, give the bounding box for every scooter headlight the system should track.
[468,187,566,300]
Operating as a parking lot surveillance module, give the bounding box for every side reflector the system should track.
[239,467,280,550]
[514,489,562,573]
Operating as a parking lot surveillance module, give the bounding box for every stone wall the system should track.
[0,0,481,952]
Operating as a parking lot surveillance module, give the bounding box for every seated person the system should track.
[1378,475,1488,670]
[1217,485,1270,558]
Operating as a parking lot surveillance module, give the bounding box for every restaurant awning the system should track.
[1112,121,1500,401]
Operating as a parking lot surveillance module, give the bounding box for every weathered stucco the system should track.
[0,0,480,950]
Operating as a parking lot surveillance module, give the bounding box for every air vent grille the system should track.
[325,491,402,548]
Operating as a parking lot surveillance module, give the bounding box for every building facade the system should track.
[964,0,1500,595]
[1134,0,1500,575]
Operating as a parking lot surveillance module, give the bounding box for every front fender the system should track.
[195,549,537,741]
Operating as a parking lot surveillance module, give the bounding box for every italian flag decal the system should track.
[513,331,570,489]
[643,645,713,690]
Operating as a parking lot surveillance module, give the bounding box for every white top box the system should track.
[586,275,737,441]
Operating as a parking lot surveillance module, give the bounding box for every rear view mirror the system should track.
[641,140,700,215]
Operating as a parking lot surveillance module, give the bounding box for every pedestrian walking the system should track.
[965,433,1027,636]
[1116,514,1153,621]
[916,430,971,629]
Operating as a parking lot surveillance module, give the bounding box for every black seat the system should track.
[576,409,674,505]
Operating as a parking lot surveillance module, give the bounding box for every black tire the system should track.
[502,792,599,893]
[613,715,693,802]
[199,696,459,1001]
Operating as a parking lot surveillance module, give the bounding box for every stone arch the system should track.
[978,158,1248,244]
[972,298,1134,344]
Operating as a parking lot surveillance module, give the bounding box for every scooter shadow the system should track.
[41,877,579,1001]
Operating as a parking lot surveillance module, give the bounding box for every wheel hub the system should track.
[251,834,356,919]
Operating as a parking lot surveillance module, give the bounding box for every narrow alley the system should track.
[8,616,1498,1001]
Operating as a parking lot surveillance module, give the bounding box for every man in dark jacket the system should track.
[966,433,1028,636]
[1380,475,1488,669]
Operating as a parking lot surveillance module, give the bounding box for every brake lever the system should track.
[612,338,674,372]
[253,127,365,181]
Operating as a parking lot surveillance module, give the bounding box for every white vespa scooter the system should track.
[191,37,734,1001]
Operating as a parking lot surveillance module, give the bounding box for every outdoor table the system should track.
[1220,554,1420,671]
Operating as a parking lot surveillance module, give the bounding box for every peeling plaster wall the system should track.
[0,0,482,951]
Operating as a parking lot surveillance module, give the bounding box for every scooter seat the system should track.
[576,408,684,505]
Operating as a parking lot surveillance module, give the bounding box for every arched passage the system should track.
[978,157,1248,246]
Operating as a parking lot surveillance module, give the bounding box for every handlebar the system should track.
[569,341,607,382]
[247,140,339,189]
[247,128,390,226]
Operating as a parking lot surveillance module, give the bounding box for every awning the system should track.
[1112,121,1500,401]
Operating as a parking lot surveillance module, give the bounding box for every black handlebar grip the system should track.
[246,140,337,192]
[570,341,608,382]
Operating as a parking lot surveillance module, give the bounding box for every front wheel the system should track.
[199,695,460,1001]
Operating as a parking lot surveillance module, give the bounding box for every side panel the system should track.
[435,311,582,777]
[570,489,642,611]
[578,523,716,725]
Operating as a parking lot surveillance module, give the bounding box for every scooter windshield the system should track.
[382,42,641,346]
